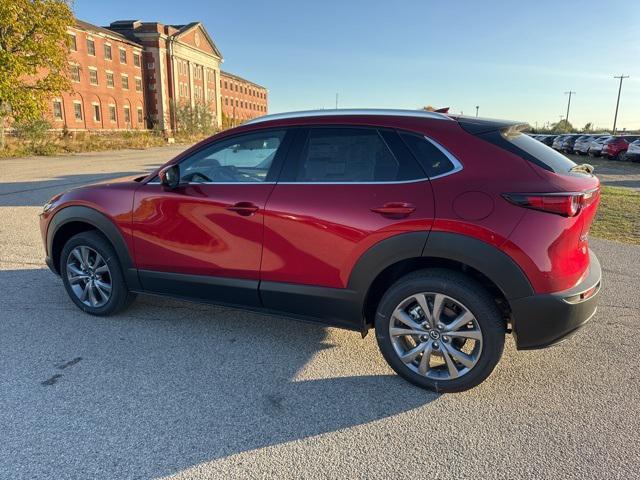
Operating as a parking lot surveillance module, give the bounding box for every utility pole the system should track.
[612,75,629,134]
[335,93,339,109]
[475,105,479,117]
[564,91,576,127]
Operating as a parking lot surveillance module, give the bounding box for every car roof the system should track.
[243,108,454,126]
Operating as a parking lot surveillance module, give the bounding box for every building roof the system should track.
[74,19,143,48]
[221,70,266,90]
[169,22,223,59]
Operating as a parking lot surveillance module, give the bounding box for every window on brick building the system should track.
[73,102,83,121]
[70,64,80,82]
[224,98,228,105]
[224,81,227,89]
[119,48,127,64]
[121,74,129,90]
[106,72,114,88]
[104,44,112,60]
[133,53,140,67]
[109,105,116,122]
[135,77,142,92]
[137,107,143,124]
[92,104,101,122]
[124,106,131,124]
[87,38,95,56]
[89,68,98,85]
[53,100,63,120]
[68,34,77,51]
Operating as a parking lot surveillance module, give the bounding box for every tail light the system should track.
[503,189,599,217]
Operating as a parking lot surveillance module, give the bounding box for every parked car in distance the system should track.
[573,135,596,155]
[588,136,611,157]
[561,135,581,154]
[39,109,602,393]
[602,136,640,160]
[625,139,640,162]
[552,135,570,150]
[540,135,557,147]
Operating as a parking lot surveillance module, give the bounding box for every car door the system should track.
[259,126,436,319]
[131,128,291,306]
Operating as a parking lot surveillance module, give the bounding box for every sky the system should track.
[73,0,640,130]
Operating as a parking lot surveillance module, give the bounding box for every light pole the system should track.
[564,91,576,128]
[475,105,479,117]
[612,75,629,134]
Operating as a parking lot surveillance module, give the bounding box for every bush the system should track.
[13,119,56,155]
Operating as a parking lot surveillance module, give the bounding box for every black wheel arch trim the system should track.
[46,205,141,290]
[422,232,534,300]
[347,231,534,332]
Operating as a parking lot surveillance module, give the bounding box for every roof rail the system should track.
[243,108,454,125]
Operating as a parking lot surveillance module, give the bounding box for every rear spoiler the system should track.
[450,115,529,135]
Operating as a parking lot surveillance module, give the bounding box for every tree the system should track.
[0,0,74,149]
[583,122,593,132]
[551,119,574,133]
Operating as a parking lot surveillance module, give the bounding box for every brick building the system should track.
[47,19,268,134]
[108,20,223,132]
[220,71,268,126]
[50,20,146,131]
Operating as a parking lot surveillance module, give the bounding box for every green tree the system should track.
[0,0,74,149]
[551,119,574,133]
[583,122,593,132]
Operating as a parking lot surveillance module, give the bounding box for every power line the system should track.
[612,75,629,134]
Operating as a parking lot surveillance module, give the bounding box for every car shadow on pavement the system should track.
[0,267,438,479]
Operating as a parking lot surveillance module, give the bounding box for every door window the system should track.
[292,128,423,182]
[179,130,286,183]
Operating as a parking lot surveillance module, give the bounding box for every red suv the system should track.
[40,109,602,392]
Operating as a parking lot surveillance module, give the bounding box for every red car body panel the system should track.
[260,181,434,288]
[131,183,274,279]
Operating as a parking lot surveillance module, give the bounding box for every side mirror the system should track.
[159,164,180,190]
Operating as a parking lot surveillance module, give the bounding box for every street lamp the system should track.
[612,75,629,134]
[475,105,479,117]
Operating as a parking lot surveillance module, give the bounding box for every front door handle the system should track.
[227,202,259,216]
[371,202,416,217]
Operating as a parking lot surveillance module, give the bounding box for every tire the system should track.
[60,231,136,316]
[375,269,505,393]
[615,151,626,161]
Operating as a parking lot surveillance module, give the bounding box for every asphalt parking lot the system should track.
[1,148,639,479]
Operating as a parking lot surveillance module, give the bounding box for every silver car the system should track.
[587,136,611,157]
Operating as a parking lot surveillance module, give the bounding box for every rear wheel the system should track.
[375,269,505,392]
[60,231,136,316]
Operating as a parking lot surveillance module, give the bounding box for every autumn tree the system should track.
[0,0,74,148]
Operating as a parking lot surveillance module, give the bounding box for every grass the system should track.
[0,130,211,158]
[591,186,640,245]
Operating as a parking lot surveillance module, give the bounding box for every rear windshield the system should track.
[501,131,576,173]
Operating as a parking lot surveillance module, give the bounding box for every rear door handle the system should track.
[227,202,259,216]
[371,202,416,217]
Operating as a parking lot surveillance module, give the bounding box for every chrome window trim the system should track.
[244,108,454,126]
[421,135,463,180]
[145,135,463,186]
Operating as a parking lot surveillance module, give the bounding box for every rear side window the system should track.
[295,128,422,182]
[486,131,577,173]
[399,132,457,178]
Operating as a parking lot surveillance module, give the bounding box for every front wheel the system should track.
[60,231,136,316]
[375,269,505,392]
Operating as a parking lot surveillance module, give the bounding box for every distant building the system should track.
[108,20,223,132]
[50,20,146,131]
[47,18,268,133]
[220,71,268,126]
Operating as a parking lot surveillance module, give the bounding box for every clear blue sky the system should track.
[74,0,640,130]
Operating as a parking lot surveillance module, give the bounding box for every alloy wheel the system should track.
[66,246,112,308]
[389,292,483,380]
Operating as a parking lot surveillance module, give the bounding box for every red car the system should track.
[601,136,638,160]
[40,109,602,392]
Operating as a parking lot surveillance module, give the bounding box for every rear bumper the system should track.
[510,250,602,350]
